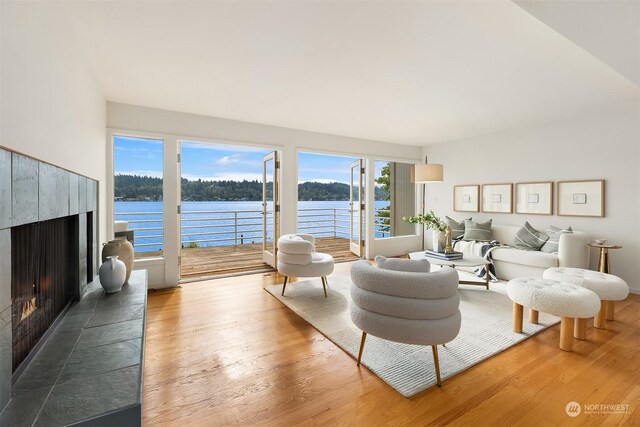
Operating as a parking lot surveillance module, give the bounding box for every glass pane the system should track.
[264,158,274,249]
[374,160,417,238]
[113,136,164,258]
[351,164,360,242]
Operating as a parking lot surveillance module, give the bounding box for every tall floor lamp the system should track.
[414,157,444,250]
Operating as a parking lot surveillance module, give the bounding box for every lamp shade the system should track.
[414,163,443,183]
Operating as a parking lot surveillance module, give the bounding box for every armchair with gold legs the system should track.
[349,256,461,386]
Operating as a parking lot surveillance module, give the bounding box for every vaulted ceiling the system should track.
[63,1,639,145]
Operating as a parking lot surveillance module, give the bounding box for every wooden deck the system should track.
[179,236,359,280]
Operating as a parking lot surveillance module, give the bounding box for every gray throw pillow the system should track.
[463,219,492,241]
[512,222,549,251]
[540,226,573,253]
[375,255,431,273]
[445,216,471,239]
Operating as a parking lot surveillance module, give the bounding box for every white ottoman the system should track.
[543,267,629,330]
[506,277,600,351]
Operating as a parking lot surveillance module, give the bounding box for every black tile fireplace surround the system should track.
[0,147,99,414]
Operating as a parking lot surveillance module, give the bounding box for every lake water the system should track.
[115,200,389,253]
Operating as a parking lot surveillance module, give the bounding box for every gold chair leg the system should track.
[432,345,442,387]
[321,276,327,297]
[281,276,288,296]
[357,332,367,366]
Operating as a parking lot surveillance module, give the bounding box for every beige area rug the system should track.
[264,271,560,397]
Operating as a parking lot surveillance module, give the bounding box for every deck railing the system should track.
[115,206,391,252]
[114,211,164,252]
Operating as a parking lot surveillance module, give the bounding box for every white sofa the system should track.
[488,225,589,280]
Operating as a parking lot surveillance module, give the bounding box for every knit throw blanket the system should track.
[453,239,503,281]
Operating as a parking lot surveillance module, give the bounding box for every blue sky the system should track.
[114,136,368,184]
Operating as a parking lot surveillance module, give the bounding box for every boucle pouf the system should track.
[543,267,629,329]
[506,277,600,351]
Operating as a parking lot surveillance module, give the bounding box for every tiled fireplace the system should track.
[0,147,99,411]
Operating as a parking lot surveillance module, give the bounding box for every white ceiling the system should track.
[63,1,639,146]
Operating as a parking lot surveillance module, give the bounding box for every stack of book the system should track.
[425,250,464,260]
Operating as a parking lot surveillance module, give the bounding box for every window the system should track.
[113,136,164,258]
[374,160,417,238]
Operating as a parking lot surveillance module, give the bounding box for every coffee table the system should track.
[409,251,491,290]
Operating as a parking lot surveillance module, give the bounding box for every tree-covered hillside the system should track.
[114,174,388,201]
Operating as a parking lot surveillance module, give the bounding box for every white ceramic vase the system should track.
[99,256,126,293]
[432,231,446,252]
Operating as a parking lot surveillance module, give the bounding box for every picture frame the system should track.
[557,180,605,217]
[515,182,553,215]
[453,185,479,212]
[482,183,512,213]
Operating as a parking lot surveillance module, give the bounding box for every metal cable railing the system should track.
[115,206,391,252]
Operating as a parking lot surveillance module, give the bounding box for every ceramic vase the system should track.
[99,256,126,293]
[432,231,446,252]
[102,237,134,283]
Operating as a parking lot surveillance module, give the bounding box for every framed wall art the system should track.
[557,180,605,217]
[515,182,553,215]
[482,183,512,213]
[453,185,479,212]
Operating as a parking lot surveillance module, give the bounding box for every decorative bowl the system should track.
[594,239,607,245]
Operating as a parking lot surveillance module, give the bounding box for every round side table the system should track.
[588,242,622,275]
[588,242,623,320]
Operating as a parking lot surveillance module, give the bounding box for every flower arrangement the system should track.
[402,210,447,232]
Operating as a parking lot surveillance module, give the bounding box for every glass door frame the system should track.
[262,151,279,267]
[349,159,365,257]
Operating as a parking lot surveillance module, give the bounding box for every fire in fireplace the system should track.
[11,216,79,372]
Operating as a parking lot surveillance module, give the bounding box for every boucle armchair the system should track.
[350,257,461,386]
[277,234,334,297]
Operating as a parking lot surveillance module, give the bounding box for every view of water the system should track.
[114,200,390,253]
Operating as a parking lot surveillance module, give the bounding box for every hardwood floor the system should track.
[179,236,359,279]
[144,262,640,426]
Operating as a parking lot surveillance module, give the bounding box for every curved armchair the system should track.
[277,234,334,297]
[350,257,461,386]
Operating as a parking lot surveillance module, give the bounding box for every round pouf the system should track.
[543,267,629,329]
[506,277,600,351]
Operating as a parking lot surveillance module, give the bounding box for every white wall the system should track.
[107,102,424,287]
[1,1,107,243]
[423,100,640,293]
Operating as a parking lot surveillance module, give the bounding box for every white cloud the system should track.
[215,154,242,166]
[181,141,269,153]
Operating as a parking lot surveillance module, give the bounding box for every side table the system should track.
[588,242,622,320]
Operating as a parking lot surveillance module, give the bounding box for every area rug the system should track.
[264,273,560,397]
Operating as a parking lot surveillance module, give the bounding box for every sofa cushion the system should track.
[375,255,431,273]
[463,219,492,241]
[540,226,573,253]
[492,247,558,269]
[512,221,549,251]
[445,216,471,239]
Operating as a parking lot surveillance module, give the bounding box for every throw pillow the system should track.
[540,226,573,253]
[446,216,471,239]
[512,222,549,251]
[375,255,431,273]
[462,219,492,241]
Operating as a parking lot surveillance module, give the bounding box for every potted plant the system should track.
[403,210,448,252]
